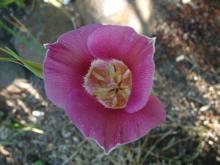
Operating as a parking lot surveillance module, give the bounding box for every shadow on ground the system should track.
[0,0,220,164]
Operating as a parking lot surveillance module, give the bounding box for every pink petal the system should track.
[87,25,155,113]
[58,24,102,61]
[65,90,165,154]
[125,58,155,113]
[44,24,101,108]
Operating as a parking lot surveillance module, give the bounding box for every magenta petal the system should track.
[57,24,102,61]
[65,90,165,154]
[87,25,155,113]
[44,24,101,108]
[87,25,136,60]
[125,58,155,113]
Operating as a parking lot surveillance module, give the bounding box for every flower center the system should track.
[83,59,132,109]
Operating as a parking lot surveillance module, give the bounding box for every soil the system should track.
[0,0,219,165]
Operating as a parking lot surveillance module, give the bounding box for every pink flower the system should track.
[43,24,165,154]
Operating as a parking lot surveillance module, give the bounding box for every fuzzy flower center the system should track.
[83,59,132,109]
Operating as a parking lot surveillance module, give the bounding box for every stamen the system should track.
[84,59,132,109]
[92,71,105,81]
[122,69,130,79]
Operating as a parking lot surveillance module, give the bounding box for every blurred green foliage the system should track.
[0,18,44,79]
[34,160,45,165]
[0,47,43,78]
[0,19,45,59]
[0,0,25,8]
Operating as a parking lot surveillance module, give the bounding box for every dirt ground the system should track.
[0,0,220,165]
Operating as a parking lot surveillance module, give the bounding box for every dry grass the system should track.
[0,0,220,164]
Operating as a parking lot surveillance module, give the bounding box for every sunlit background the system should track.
[0,0,220,164]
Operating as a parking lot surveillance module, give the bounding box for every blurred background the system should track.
[0,0,220,164]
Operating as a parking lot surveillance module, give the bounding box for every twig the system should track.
[140,130,176,164]
[61,139,87,165]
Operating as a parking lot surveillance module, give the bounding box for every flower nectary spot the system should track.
[83,59,132,109]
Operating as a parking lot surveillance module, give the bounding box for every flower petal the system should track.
[65,90,165,154]
[58,24,102,61]
[44,24,101,108]
[125,57,155,113]
[87,25,155,113]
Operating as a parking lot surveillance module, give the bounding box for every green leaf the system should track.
[34,160,44,165]
[151,88,158,96]
[0,47,23,61]
[0,20,45,56]
[0,47,43,79]
[0,57,21,64]
[23,59,43,78]
[0,0,25,8]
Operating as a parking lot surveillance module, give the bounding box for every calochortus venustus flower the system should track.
[44,24,165,153]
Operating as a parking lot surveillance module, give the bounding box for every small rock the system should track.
[6,84,22,94]
[61,129,71,138]
[176,55,185,62]
[32,110,45,117]
[183,33,188,40]
[73,136,79,142]
[200,105,211,111]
